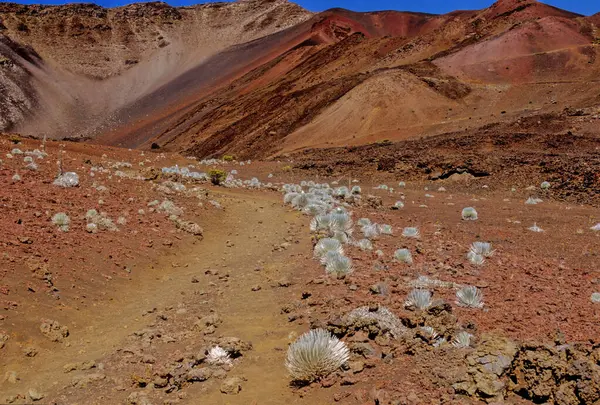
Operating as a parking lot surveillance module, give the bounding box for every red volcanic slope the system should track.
[97,0,600,159]
[1,0,599,158]
[98,7,448,148]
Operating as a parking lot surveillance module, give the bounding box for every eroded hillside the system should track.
[0,0,311,135]
[0,0,599,160]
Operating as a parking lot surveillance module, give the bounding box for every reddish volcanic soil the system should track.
[1,132,599,404]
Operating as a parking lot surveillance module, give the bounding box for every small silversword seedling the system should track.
[357,218,371,227]
[467,251,485,266]
[393,200,404,209]
[404,289,432,310]
[470,242,494,257]
[456,286,484,308]
[402,227,420,238]
[361,223,380,239]
[452,331,473,348]
[206,346,232,366]
[540,181,551,190]
[378,224,393,235]
[528,222,544,233]
[52,212,70,232]
[357,239,373,251]
[461,207,478,220]
[591,293,600,303]
[286,328,349,383]
[394,248,412,264]
[419,326,439,341]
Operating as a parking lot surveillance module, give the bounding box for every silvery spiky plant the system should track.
[314,238,344,258]
[394,248,413,264]
[393,201,404,209]
[283,192,298,204]
[319,250,341,266]
[525,197,539,205]
[452,331,473,348]
[528,223,544,233]
[377,184,389,190]
[334,186,350,198]
[357,218,371,227]
[351,185,361,195]
[206,345,232,366]
[419,326,439,341]
[357,239,373,251]
[332,231,350,244]
[398,181,406,188]
[310,214,332,232]
[540,181,551,190]
[402,227,420,238]
[470,242,494,257]
[286,328,349,383]
[591,293,600,303]
[404,289,432,310]
[456,286,484,308]
[329,209,353,235]
[292,193,312,209]
[590,223,600,232]
[303,203,326,216]
[466,251,485,266]
[461,207,478,220]
[86,223,98,233]
[361,223,380,240]
[52,213,70,232]
[378,224,393,235]
[324,253,353,278]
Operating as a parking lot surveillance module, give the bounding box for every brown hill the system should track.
[0,0,598,158]
[0,0,311,134]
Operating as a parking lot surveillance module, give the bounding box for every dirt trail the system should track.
[1,189,327,404]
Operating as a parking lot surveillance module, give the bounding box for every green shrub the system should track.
[282,165,293,172]
[209,169,227,185]
[222,155,235,162]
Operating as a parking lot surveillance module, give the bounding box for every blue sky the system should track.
[12,0,599,16]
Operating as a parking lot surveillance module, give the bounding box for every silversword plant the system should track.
[286,329,349,382]
[461,207,478,220]
[52,212,71,232]
[404,289,432,310]
[456,286,484,308]
[452,331,473,348]
[394,248,413,264]
[402,227,420,238]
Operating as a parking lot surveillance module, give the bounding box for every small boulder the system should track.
[220,376,245,395]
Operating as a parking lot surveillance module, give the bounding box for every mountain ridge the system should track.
[0,0,598,158]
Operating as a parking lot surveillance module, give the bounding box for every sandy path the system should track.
[1,190,328,404]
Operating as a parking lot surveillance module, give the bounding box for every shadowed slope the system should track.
[0,0,312,137]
